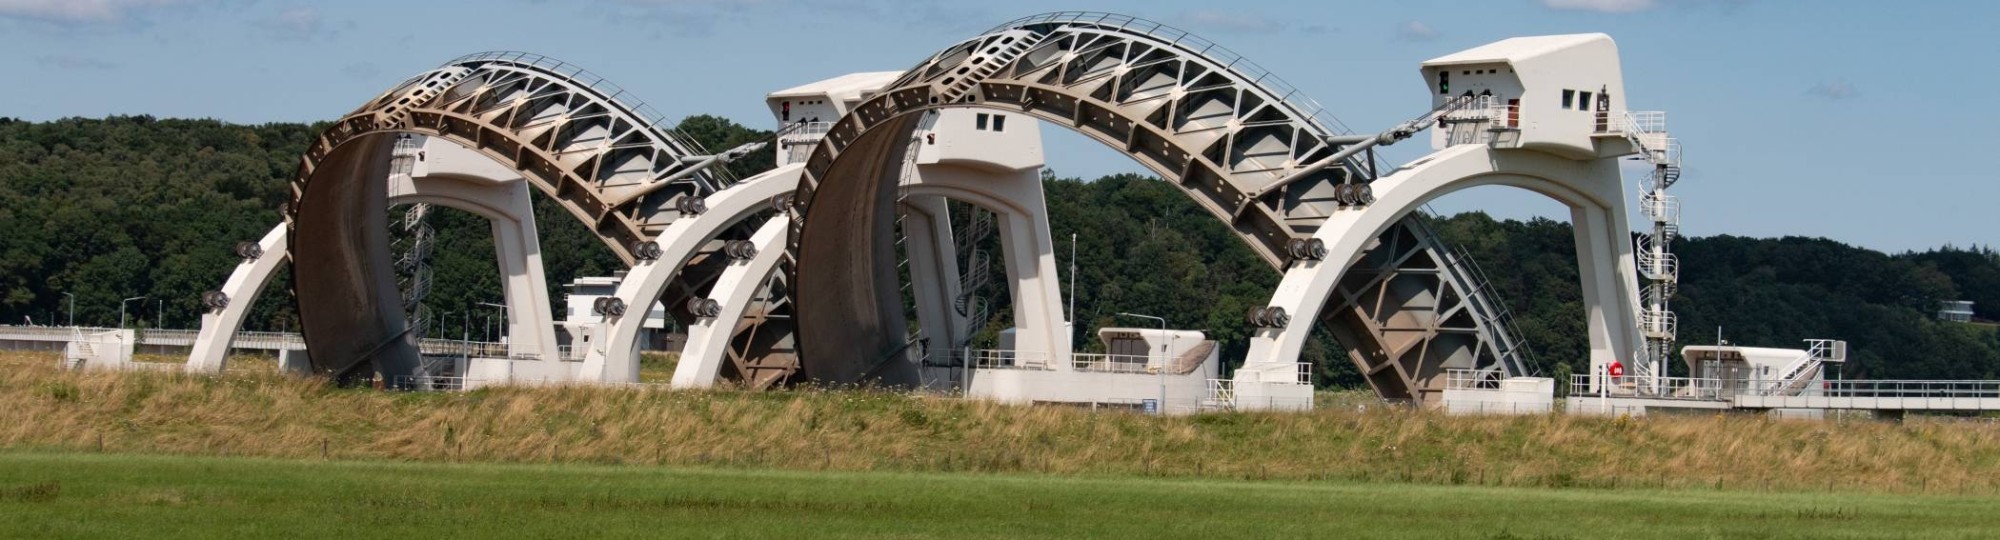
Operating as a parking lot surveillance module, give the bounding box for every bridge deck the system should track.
[1572,377,2000,414]
[1733,395,2000,411]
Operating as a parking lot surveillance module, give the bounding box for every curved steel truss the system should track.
[294,51,736,265]
[799,12,1381,265]
[261,14,1552,400]
[285,52,746,379]
[790,12,1527,395]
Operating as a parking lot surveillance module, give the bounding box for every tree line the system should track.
[0,116,1993,384]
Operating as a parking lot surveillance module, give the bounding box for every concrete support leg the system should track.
[993,200,1071,369]
[899,196,966,360]
[485,179,564,380]
[582,164,803,383]
[187,224,289,374]
[1242,145,1644,406]
[1573,205,1630,394]
[672,217,789,387]
[904,165,1071,369]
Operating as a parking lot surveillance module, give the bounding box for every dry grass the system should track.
[5,351,1999,495]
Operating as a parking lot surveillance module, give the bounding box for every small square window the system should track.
[975,113,989,131]
[992,115,1006,132]
[1579,91,1593,110]
[1561,89,1575,110]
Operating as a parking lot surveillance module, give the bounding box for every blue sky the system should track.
[2,0,1993,253]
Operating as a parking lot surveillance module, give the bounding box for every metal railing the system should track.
[1616,111,1681,167]
[441,51,734,187]
[1434,95,1516,147]
[1070,353,1156,373]
[1747,379,2000,399]
[1233,361,1312,385]
[986,12,1359,137]
[1409,209,1537,376]
[1571,374,2000,401]
[957,349,1053,371]
[778,121,832,164]
[1569,373,1733,400]
[0,325,611,363]
[1444,369,1507,391]
[1203,378,1236,410]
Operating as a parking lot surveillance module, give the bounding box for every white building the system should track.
[560,273,678,351]
[1939,300,1975,323]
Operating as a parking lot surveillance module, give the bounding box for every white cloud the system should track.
[0,0,191,24]
[1176,9,1286,34]
[1397,20,1440,42]
[1805,81,1859,100]
[1540,0,1659,13]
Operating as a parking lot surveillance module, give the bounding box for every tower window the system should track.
[1578,91,1593,111]
[991,115,1006,132]
[1561,89,1575,110]
[975,113,989,131]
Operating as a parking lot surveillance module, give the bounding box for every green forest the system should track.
[1,116,1995,386]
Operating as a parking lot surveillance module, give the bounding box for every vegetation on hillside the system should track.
[0,116,1995,384]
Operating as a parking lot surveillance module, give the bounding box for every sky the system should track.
[0,0,1994,253]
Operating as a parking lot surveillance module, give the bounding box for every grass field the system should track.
[5,451,2000,539]
[9,350,2000,537]
[10,351,2000,495]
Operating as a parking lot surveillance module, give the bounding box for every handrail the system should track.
[439,51,735,187]
[1569,373,2000,401]
[1407,210,1537,376]
[985,11,1359,138]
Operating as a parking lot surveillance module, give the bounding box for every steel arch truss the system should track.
[293,52,732,265]
[1321,220,1530,401]
[285,51,742,379]
[790,12,1526,394]
[800,15,1379,265]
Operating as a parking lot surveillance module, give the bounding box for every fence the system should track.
[1069,353,1155,373]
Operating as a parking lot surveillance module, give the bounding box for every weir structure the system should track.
[178,12,1687,409]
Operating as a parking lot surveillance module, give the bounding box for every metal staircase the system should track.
[1765,339,1847,396]
[1620,111,1683,390]
[63,326,94,369]
[389,137,437,341]
[935,30,1045,103]
[952,206,995,352]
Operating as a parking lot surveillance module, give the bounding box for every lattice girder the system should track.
[796,20,1375,266]
[788,13,1527,395]
[291,52,732,266]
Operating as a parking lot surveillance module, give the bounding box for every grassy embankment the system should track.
[8,451,2000,539]
[7,351,2000,495]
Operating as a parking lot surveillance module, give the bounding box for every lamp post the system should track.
[119,296,146,330]
[61,292,74,328]
[477,301,508,344]
[1068,233,1077,348]
[1117,312,1167,414]
[120,295,146,354]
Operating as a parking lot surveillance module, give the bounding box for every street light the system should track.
[1117,312,1168,414]
[477,301,508,344]
[60,292,74,328]
[119,296,146,329]
[120,295,146,353]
